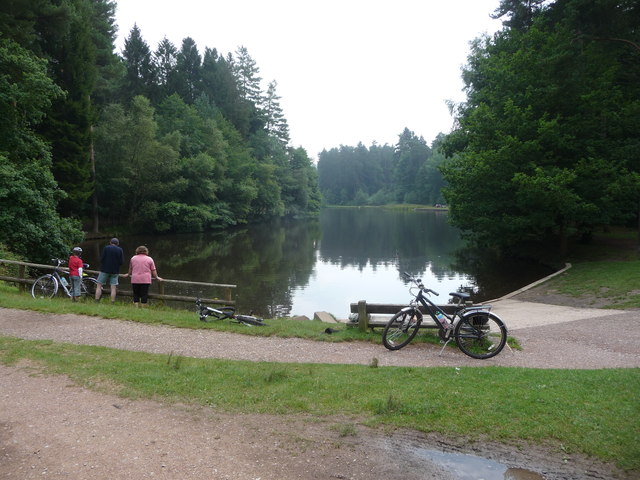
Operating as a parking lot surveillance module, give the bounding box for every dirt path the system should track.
[1,301,638,479]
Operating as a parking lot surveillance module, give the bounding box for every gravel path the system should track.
[0,301,639,369]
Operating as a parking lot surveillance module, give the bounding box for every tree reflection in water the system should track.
[81,208,551,318]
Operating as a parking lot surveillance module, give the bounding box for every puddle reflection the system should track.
[417,449,545,480]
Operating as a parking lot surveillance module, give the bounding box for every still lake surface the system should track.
[80,208,552,319]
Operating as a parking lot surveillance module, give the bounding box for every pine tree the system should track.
[176,37,202,103]
[232,46,263,106]
[121,24,156,101]
[37,0,97,216]
[154,37,178,100]
[262,80,290,146]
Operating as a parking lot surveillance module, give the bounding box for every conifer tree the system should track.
[262,80,290,146]
[121,24,156,101]
[176,37,202,103]
[154,37,179,101]
[232,46,263,106]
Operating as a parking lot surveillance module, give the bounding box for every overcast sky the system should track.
[114,0,503,160]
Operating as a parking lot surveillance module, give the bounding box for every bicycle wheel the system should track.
[31,275,58,299]
[81,277,98,298]
[382,309,422,350]
[200,306,236,322]
[235,314,267,326]
[454,312,506,359]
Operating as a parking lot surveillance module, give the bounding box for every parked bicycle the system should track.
[31,258,98,300]
[382,272,507,359]
[196,297,267,326]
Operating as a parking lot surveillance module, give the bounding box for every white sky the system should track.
[113,0,503,160]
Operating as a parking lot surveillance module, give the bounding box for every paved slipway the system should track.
[0,298,639,369]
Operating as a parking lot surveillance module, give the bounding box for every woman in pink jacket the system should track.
[124,246,163,307]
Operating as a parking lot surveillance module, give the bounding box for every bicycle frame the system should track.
[52,266,73,297]
[195,298,266,326]
[196,298,235,322]
[412,285,490,334]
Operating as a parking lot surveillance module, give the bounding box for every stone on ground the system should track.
[313,311,337,323]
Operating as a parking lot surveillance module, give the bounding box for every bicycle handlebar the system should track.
[403,271,439,296]
[49,258,89,268]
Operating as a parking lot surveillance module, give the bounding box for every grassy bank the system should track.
[538,260,640,308]
[0,337,638,471]
[531,228,640,308]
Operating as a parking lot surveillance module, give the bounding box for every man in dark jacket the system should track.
[95,238,124,303]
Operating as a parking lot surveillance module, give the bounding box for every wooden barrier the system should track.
[0,258,236,306]
[349,301,461,331]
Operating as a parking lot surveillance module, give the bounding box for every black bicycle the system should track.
[196,297,267,326]
[382,272,507,359]
[31,258,98,299]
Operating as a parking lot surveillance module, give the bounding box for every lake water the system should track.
[80,208,551,319]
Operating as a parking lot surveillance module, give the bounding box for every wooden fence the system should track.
[0,258,235,306]
[349,300,461,331]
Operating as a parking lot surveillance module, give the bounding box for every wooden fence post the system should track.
[158,281,165,305]
[18,264,25,293]
[358,300,368,331]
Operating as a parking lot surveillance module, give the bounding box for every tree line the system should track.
[317,0,639,256]
[317,130,447,207]
[0,0,320,263]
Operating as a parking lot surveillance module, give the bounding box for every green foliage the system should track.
[394,128,432,203]
[0,39,82,261]
[121,23,155,102]
[0,1,321,256]
[31,0,102,217]
[317,132,446,207]
[442,0,640,256]
[175,37,202,104]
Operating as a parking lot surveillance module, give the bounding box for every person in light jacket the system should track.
[123,245,163,307]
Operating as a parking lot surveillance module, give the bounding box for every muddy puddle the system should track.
[416,448,546,479]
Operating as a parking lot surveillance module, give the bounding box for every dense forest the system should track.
[317,130,447,206]
[0,0,320,263]
[0,0,638,264]
[441,0,640,255]
[319,0,639,256]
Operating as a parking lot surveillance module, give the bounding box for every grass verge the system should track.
[0,284,375,341]
[537,260,640,309]
[0,336,638,472]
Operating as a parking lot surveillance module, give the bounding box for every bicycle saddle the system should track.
[450,292,471,300]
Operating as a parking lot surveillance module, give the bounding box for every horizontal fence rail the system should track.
[0,258,236,306]
[349,300,463,331]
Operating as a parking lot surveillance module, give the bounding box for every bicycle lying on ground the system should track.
[382,272,507,359]
[196,297,267,326]
[31,258,98,300]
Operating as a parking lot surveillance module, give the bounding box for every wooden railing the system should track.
[349,301,461,331]
[0,258,235,305]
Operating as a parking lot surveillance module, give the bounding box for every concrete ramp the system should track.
[491,299,620,330]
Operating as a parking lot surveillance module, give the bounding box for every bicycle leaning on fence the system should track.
[31,258,98,300]
[382,272,508,359]
[195,297,267,326]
